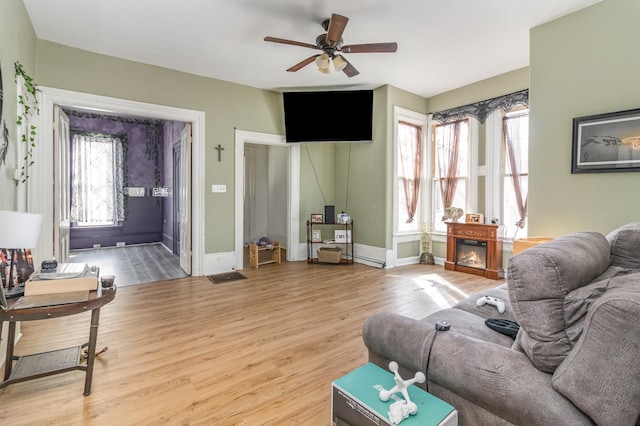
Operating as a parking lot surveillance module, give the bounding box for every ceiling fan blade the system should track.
[326,13,349,46]
[286,55,320,72]
[342,60,360,78]
[264,36,320,50]
[341,42,398,53]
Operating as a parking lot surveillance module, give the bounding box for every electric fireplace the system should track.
[456,239,487,269]
[445,222,503,280]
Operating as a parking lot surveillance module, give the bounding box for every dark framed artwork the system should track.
[572,108,640,173]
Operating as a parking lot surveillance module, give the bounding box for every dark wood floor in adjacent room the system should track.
[69,243,187,287]
[0,261,502,425]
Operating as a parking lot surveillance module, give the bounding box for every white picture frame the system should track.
[337,213,351,224]
[334,230,352,243]
[311,229,322,242]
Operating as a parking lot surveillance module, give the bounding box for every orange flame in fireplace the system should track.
[460,251,485,266]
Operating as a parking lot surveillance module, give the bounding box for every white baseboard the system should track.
[291,242,387,268]
[203,247,446,275]
[203,251,237,275]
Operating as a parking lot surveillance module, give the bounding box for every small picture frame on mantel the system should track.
[465,213,484,224]
[311,213,323,223]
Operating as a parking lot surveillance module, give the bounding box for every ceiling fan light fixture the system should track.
[333,55,347,72]
[264,12,396,78]
[315,53,330,70]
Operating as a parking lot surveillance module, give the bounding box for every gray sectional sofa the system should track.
[363,222,640,425]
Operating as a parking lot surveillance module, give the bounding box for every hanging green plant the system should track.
[15,61,39,182]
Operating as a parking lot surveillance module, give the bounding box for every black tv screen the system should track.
[283,90,373,142]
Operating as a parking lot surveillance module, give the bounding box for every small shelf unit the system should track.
[249,241,281,268]
[306,220,354,264]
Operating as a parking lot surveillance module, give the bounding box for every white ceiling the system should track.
[23,0,600,98]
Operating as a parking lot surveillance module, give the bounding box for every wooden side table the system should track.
[249,242,281,268]
[0,285,116,396]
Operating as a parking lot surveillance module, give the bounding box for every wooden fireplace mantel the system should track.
[445,222,504,280]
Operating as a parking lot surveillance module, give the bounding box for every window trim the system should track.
[485,106,529,242]
[428,117,478,235]
[485,110,503,225]
[393,106,428,236]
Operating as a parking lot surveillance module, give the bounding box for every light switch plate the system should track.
[212,184,226,193]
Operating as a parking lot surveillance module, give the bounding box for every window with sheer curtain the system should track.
[397,121,423,231]
[70,133,125,226]
[432,119,469,233]
[502,110,529,239]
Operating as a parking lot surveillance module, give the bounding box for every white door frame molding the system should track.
[32,87,206,276]
[234,130,299,268]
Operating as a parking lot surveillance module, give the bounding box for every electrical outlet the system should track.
[212,184,226,193]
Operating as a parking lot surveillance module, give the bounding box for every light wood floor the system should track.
[0,261,502,425]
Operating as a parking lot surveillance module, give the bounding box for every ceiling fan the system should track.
[264,13,397,78]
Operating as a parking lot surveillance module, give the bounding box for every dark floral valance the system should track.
[431,89,529,124]
[63,108,163,126]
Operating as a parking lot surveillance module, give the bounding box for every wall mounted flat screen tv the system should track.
[283,90,373,142]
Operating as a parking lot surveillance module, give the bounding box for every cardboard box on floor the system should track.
[332,363,458,426]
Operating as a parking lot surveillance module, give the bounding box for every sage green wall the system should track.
[386,85,428,257]
[0,0,37,211]
[34,40,284,254]
[529,0,640,236]
[332,86,389,247]
[429,67,529,113]
[386,86,429,239]
[305,84,427,251]
[298,142,335,239]
[300,86,390,247]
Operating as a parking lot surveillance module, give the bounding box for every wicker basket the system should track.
[318,247,343,264]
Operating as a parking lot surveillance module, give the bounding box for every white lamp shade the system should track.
[333,55,347,72]
[0,210,43,249]
[315,53,330,70]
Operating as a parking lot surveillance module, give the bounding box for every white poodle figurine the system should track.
[379,361,426,424]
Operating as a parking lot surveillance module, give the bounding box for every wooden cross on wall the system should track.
[214,144,225,162]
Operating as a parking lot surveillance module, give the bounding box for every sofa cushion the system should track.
[552,275,640,426]
[607,221,640,270]
[507,231,611,373]
[424,308,515,348]
[450,287,517,322]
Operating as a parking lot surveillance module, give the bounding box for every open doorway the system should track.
[31,87,205,278]
[243,143,288,254]
[234,130,300,269]
[53,108,189,286]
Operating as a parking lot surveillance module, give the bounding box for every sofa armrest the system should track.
[552,281,640,426]
[607,222,640,270]
[362,312,436,374]
[428,331,592,425]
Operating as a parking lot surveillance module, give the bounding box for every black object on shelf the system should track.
[324,205,335,223]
